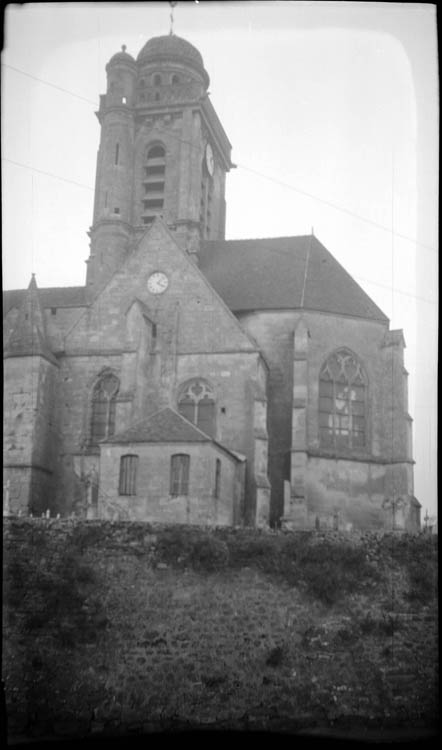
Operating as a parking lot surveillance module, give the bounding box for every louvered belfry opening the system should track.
[142,145,166,225]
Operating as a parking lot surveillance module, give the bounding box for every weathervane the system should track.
[169,2,177,36]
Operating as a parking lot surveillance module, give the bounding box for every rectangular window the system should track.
[119,454,138,495]
[115,143,119,165]
[170,454,190,496]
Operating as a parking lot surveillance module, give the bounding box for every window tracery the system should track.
[178,379,216,437]
[319,349,366,450]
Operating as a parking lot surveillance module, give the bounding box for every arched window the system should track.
[319,349,366,450]
[119,454,138,495]
[90,373,119,446]
[142,144,166,225]
[171,74,180,85]
[170,454,190,496]
[153,73,162,86]
[178,380,216,437]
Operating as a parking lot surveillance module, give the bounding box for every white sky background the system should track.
[2,2,438,519]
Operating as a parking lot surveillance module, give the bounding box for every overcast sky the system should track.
[2,2,438,518]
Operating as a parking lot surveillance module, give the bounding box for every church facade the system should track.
[3,34,420,531]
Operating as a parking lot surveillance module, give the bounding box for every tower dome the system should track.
[137,34,209,87]
[107,45,136,68]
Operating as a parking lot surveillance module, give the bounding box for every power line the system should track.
[236,162,438,255]
[2,62,97,106]
[354,275,437,306]
[2,157,94,191]
[2,157,437,306]
[2,61,436,255]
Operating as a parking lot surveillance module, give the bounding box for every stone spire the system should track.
[4,275,57,364]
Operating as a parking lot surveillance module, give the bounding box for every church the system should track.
[3,33,420,531]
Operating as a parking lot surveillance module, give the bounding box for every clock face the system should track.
[147,271,169,294]
[205,142,214,177]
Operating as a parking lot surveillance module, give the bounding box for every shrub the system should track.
[407,559,437,604]
[190,537,229,571]
[266,645,285,667]
[228,534,284,572]
[155,526,197,565]
[295,540,378,605]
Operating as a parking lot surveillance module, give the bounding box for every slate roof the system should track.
[200,235,388,322]
[103,407,214,445]
[3,286,88,315]
[3,236,388,324]
[103,407,244,461]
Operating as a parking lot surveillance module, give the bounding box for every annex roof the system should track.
[199,235,389,322]
[102,407,244,461]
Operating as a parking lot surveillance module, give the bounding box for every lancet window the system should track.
[90,372,119,446]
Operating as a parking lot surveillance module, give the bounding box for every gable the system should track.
[65,220,258,353]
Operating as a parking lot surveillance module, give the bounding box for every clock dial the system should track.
[205,142,214,177]
[147,271,169,294]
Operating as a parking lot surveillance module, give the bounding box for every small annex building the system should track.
[3,33,420,532]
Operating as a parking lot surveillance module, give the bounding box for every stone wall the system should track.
[3,518,438,740]
[238,310,413,525]
[98,441,241,525]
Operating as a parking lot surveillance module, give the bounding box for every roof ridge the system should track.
[203,234,312,244]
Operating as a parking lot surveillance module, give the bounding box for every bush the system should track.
[190,537,229,571]
[155,527,199,566]
[295,540,378,605]
[407,559,437,604]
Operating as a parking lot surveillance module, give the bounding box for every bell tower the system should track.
[86,34,234,292]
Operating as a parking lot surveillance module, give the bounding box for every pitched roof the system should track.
[103,407,213,445]
[3,286,87,316]
[102,407,244,461]
[200,235,388,322]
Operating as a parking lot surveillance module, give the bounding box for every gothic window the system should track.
[90,373,119,446]
[214,458,221,499]
[142,144,166,225]
[319,349,366,451]
[119,454,138,496]
[178,380,216,437]
[170,454,190,496]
